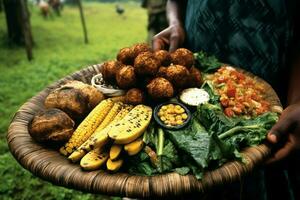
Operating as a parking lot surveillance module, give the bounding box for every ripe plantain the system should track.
[124,137,144,156]
[80,147,108,171]
[108,105,152,144]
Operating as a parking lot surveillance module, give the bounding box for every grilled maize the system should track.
[94,102,123,131]
[60,99,114,156]
[68,104,133,162]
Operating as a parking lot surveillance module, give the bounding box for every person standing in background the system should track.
[141,0,168,44]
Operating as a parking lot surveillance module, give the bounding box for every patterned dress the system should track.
[184,1,299,199]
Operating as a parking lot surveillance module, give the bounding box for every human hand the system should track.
[152,24,185,52]
[266,102,300,163]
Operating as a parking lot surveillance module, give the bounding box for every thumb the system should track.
[265,140,294,164]
[267,115,292,144]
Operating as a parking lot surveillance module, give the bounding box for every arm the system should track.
[267,47,300,163]
[152,0,187,52]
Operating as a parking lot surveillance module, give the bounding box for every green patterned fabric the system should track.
[184,1,299,199]
[185,0,296,104]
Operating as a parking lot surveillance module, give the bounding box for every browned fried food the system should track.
[125,88,145,105]
[188,67,203,87]
[45,81,105,120]
[29,108,75,145]
[134,52,160,76]
[154,50,171,66]
[170,48,194,68]
[101,60,123,83]
[165,65,190,88]
[116,65,136,89]
[133,43,152,57]
[157,66,168,78]
[147,77,174,100]
[117,47,135,65]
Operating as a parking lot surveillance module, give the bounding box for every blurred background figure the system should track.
[115,4,125,16]
[141,0,168,44]
[38,0,50,18]
[48,0,62,16]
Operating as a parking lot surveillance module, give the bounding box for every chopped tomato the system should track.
[251,93,259,101]
[207,66,270,117]
[224,107,235,117]
[217,76,227,83]
[227,87,236,98]
[220,98,229,107]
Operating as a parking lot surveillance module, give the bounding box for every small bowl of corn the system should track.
[153,102,191,130]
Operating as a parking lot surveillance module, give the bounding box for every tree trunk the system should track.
[3,0,33,60]
[77,0,88,44]
[3,0,23,44]
[19,0,33,60]
[0,0,3,12]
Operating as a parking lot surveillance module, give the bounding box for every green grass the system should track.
[0,2,147,199]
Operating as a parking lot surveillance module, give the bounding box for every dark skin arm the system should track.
[153,0,300,163]
[267,55,300,163]
[152,0,186,52]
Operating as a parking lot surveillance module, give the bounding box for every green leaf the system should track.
[174,167,190,175]
[201,81,220,105]
[194,51,222,72]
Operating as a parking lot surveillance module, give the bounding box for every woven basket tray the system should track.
[7,64,282,198]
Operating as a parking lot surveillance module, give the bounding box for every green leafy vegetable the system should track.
[165,119,237,170]
[196,103,238,134]
[218,112,279,149]
[194,51,222,72]
[201,81,220,105]
[127,152,157,176]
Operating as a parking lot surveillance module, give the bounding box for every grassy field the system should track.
[0,2,147,199]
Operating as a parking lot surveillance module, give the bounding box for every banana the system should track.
[108,105,152,144]
[124,137,144,156]
[109,144,123,161]
[80,147,108,171]
[106,158,123,172]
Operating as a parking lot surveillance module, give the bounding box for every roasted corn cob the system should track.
[60,99,114,156]
[68,104,133,162]
[94,102,123,132]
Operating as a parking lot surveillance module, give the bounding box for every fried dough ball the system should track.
[125,88,145,105]
[117,47,135,65]
[157,66,168,78]
[101,60,123,83]
[134,52,160,76]
[154,50,171,66]
[147,77,174,100]
[188,67,203,87]
[116,65,136,89]
[170,48,194,68]
[133,43,151,57]
[166,65,190,88]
